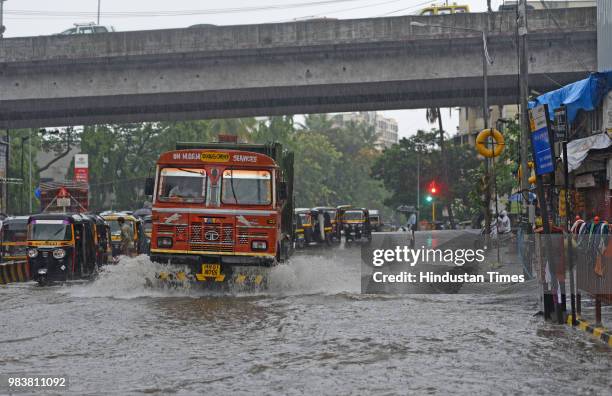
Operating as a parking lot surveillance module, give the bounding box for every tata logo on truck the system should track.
[205,230,220,241]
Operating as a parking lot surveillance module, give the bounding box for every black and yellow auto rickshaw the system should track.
[369,210,382,232]
[294,208,314,248]
[101,213,146,257]
[142,214,152,254]
[83,214,112,266]
[1,216,29,262]
[311,207,338,245]
[27,214,98,284]
[338,207,372,246]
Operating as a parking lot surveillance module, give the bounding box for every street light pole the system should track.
[97,0,101,25]
[0,0,6,38]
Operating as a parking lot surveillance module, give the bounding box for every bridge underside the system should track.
[0,7,596,128]
[0,72,585,129]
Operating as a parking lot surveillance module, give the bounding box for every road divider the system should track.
[566,315,612,347]
[0,261,30,284]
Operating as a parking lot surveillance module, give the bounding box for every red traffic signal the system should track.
[428,181,438,195]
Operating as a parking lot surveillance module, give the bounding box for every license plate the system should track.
[201,264,221,278]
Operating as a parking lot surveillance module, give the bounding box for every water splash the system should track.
[62,255,193,299]
[61,250,361,300]
[268,252,360,295]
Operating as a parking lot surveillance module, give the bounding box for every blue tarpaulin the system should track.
[529,71,612,124]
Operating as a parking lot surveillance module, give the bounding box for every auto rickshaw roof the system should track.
[4,216,30,224]
[82,213,108,225]
[312,207,336,212]
[101,213,140,222]
[28,213,85,224]
[294,208,312,214]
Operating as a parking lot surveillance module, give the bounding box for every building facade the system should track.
[332,111,398,150]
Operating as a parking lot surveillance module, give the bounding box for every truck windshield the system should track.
[158,168,207,203]
[28,220,72,241]
[221,169,272,205]
[2,222,28,242]
[344,211,364,221]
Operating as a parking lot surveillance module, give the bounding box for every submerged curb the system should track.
[566,315,612,347]
[0,261,30,284]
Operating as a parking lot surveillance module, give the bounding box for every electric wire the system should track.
[5,0,372,19]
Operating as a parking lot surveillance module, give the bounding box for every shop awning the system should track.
[564,133,612,172]
[529,71,612,124]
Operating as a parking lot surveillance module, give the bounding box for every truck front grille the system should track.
[190,223,234,251]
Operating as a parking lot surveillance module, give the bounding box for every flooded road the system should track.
[1,241,611,395]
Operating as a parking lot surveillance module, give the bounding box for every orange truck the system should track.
[145,141,294,287]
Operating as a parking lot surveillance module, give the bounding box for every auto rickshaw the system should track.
[27,213,98,285]
[1,216,29,262]
[311,207,338,245]
[83,214,112,266]
[142,214,152,254]
[338,207,372,246]
[294,208,314,248]
[369,210,382,232]
[101,212,146,257]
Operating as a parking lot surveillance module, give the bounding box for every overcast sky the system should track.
[2,0,509,138]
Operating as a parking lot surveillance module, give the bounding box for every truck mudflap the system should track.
[146,263,271,291]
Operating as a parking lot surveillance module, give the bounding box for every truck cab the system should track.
[147,142,293,284]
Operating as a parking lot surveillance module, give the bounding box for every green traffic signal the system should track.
[425,195,433,203]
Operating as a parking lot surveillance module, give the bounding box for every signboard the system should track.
[56,197,71,207]
[74,154,89,183]
[553,106,567,142]
[575,173,596,188]
[529,105,555,175]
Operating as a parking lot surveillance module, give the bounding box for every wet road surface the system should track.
[1,234,611,395]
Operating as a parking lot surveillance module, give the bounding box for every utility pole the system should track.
[437,108,455,229]
[28,129,32,213]
[0,0,6,38]
[518,0,531,215]
[483,10,492,246]
[97,0,101,25]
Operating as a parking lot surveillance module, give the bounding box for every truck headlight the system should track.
[157,237,173,248]
[53,249,66,259]
[251,240,267,251]
[27,248,38,258]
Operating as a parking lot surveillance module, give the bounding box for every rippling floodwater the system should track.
[1,244,611,395]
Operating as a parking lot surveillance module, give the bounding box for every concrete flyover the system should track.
[0,7,597,128]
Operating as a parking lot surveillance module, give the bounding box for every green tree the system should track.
[5,129,41,215]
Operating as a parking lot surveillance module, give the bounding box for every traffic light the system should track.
[425,195,433,203]
[428,180,438,196]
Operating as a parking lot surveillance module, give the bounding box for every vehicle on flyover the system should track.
[146,139,294,288]
[26,213,98,285]
[418,3,470,15]
[58,23,115,35]
[1,216,29,262]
